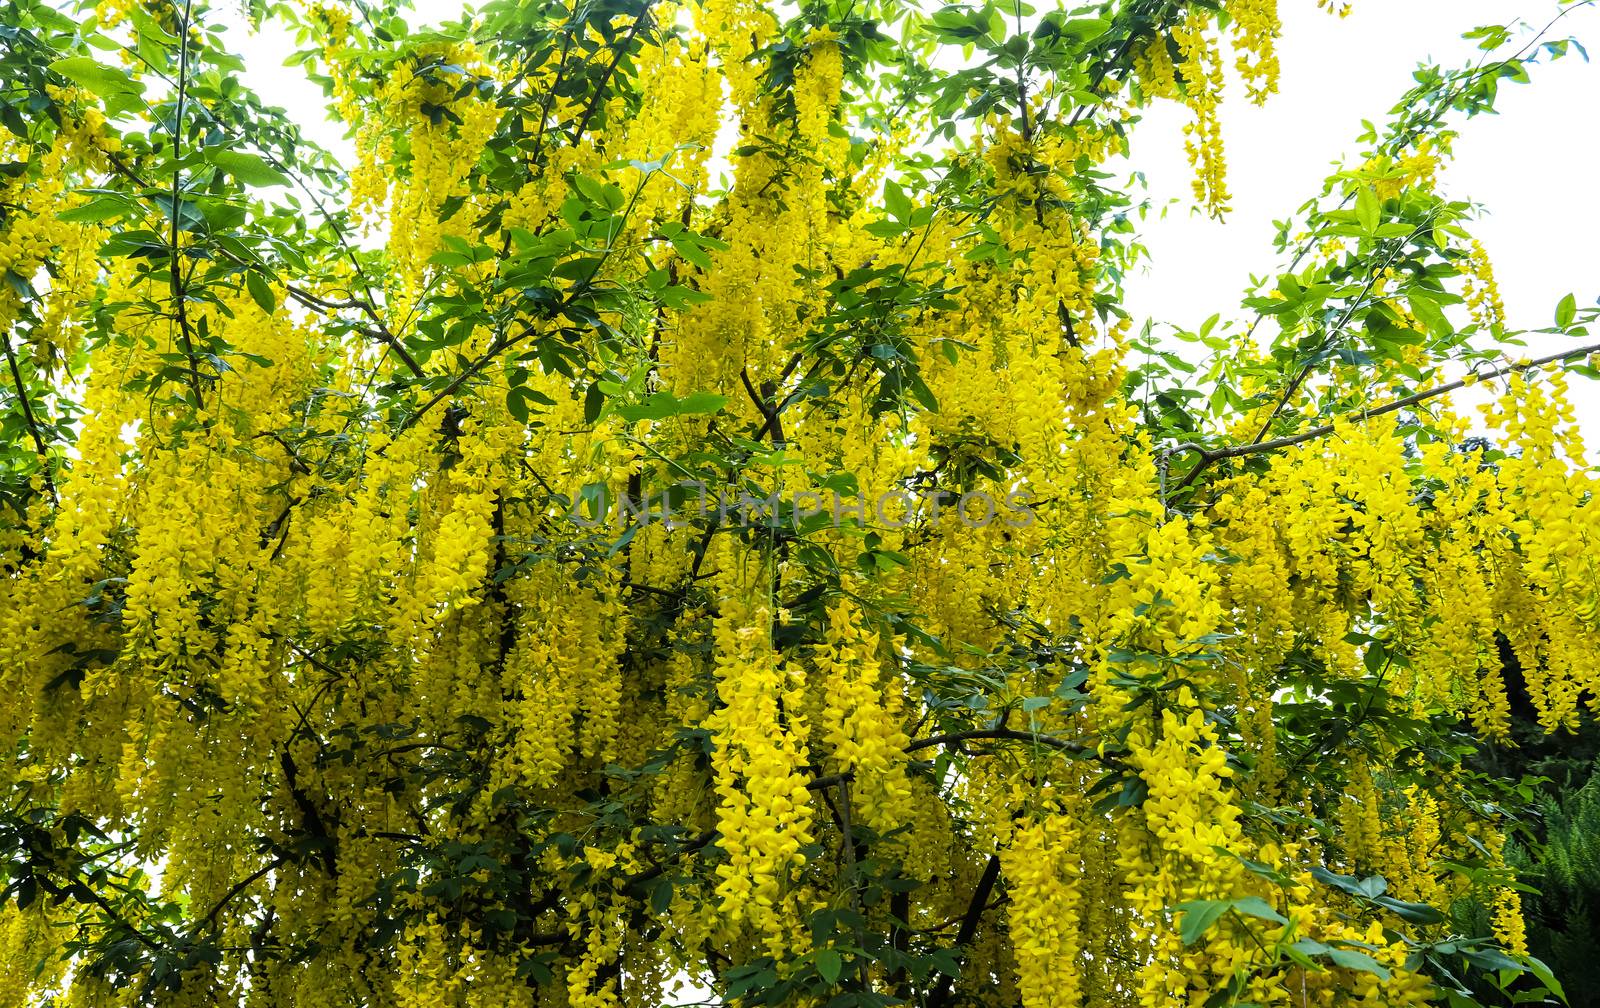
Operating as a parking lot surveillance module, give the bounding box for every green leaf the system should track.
[1556,292,1577,328]
[14,877,36,911]
[815,949,843,985]
[1408,294,1451,337]
[1229,896,1288,926]
[570,173,624,213]
[49,56,145,99]
[1522,954,1567,1003]
[0,103,28,140]
[505,383,554,424]
[1328,948,1391,980]
[670,236,712,270]
[584,382,605,425]
[1355,186,1381,233]
[1177,900,1229,946]
[506,386,531,423]
[650,878,673,915]
[884,179,912,222]
[1372,895,1444,925]
[615,391,726,423]
[1462,947,1523,973]
[207,150,292,188]
[245,270,276,314]
[1363,641,1388,675]
[58,193,139,223]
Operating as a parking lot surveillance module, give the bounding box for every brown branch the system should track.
[528,31,574,168]
[393,167,657,440]
[806,772,856,790]
[1244,226,1425,449]
[391,325,533,438]
[278,748,339,878]
[926,853,1002,1008]
[622,830,717,897]
[905,728,1102,761]
[739,366,787,445]
[168,0,205,409]
[2,330,55,498]
[749,351,808,443]
[569,4,656,150]
[92,37,422,381]
[1168,339,1600,494]
[195,856,287,933]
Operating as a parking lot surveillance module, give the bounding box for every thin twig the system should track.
[569,4,656,150]
[168,0,205,409]
[195,856,287,932]
[926,853,1002,1008]
[2,330,55,498]
[1168,339,1600,488]
[906,728,1101,760]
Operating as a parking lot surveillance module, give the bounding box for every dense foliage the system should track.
[1,0,1598,1004]
[1458,670,1600,1008]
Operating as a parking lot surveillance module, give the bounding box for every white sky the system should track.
[1122,1,1600,338]
[232,0,1600,425]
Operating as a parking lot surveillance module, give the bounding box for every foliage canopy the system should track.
[1,0,1598,1005]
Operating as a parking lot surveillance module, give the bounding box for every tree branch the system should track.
[168,0,205,409]
[906,728,1105,761]
[195,856,287,933]
[926,853,1002,1008]
[99,152,426,381]
[1168,339,1600,493]
[1,329,55,498]
[569,4,656,150]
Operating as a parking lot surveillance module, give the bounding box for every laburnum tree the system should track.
[1,0,1599,1003]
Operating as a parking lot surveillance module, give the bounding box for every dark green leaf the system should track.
[246,270,276,314]
[815,949,843,985]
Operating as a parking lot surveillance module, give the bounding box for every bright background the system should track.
[230,0,1600,413]
[1120,1,1598,339]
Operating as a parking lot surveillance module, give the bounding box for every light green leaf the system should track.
[1556,293,1577,328]
[1408,294,1451,337]
[1355,185,1381,234]
[207,150,292,188]
[49,57,145,99]
[884,179,912,222]
[670,235,712,270]
[616,391,726,422]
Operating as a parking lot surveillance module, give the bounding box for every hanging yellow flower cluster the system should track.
[1464,238,1507,330]
[1228,0,1282,102]
[706,541,816,946]
[1130,0,1283,218]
